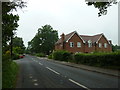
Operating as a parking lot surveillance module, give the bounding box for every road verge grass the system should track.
[2,61,19,88]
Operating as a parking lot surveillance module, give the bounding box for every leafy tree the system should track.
[2,1,26,56]
[12,36,25,54]
[28,25,58,55]
[13,47,24,54]
[13,36,25,49]
[86,0,117,17]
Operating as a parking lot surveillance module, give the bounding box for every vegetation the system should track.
[35,53,46,57]
[86,1,117,17]
[50,50,73,62]
[2,52,19,88]
[12,36,25,60]
[2,0,26,88]
[49,50,120,70]
[112,45,120,52]
[74,52,120,69]
[27,24,58,55]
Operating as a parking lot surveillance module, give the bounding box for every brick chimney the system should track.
[60,33,65,42]
[109,40,112,45]
[60,33,65,50]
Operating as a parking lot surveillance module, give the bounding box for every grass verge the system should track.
[2,61,19,88]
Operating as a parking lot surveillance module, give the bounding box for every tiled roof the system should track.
[55,31,103,44]
[80,34,102,43]
[55,31,75,44]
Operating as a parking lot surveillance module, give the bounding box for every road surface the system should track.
[15,55,119,89]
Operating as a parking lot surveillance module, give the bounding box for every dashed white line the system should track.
[39,62,43,65]
[34,83,38,86]
[46,67,60,75]
[29,76,33,79]
[32,79,38,82]
[69,79,90,90]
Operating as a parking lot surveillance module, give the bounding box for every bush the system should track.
[52,50,72,62]
[74,52,120,69]
[48,53,53,59]
[12,53,19,60]
[36,53,46,57]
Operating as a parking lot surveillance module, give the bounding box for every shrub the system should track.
[74,52,120,69]
[52,50,73,62]
[12,53,19,60]
[48,53,53,59]
[36,53,46,57]
[2,51,11,62]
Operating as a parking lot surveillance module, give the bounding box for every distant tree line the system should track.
[112,45,120,52]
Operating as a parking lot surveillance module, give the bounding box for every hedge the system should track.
[52,50,73,62]
[48,50,120,69]
[36,53,46,57]
[74,52,120,68]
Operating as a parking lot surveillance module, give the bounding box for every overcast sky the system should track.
[13,0,118,47]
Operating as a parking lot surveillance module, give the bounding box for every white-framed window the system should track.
[104,43,107,48]
[88,40,92,47]
[77,42,81,47]
[70,42,74,47]
[99,43,102,48]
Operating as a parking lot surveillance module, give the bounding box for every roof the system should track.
[55,31,75,44]
[80,34,102,43]
[55,31,105,44]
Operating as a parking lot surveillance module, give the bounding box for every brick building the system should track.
[55,31,112,53]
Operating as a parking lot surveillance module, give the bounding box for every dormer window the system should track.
[88,40,92,47]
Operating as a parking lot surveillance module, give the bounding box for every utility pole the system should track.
[0,1,2,89]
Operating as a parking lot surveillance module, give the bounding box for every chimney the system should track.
[60,33,65,42]
[109,40,112,45]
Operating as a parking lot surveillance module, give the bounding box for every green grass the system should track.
[2,61,19,88]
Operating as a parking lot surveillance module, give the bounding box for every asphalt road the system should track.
[15,55,119,89]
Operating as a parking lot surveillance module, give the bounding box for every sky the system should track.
[13,0,118,47]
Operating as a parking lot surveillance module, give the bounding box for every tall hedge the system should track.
[74,52,120,67]
[52,50,73,62]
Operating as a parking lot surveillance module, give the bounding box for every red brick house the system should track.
[55,31,112,53]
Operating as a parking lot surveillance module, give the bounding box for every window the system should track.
[99,43,102,48]
[77,42,81,47]
[70,42,74,47]
[104,43,107,48]
[88,40,92,47]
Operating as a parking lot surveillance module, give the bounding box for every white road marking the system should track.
[32,79,38,82]
[69,79,90,90]
[34,83,38,86]
[46,67,60,75]
[29,76,33,78]
[39,62,43,65]
[37,57,41,59]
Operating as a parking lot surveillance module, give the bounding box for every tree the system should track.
[112,45,120,52]
[12,36,25,54]
[86,0,117,17]
[28,25,58,55]
[2,1,26,47]
[2,0,26,58]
